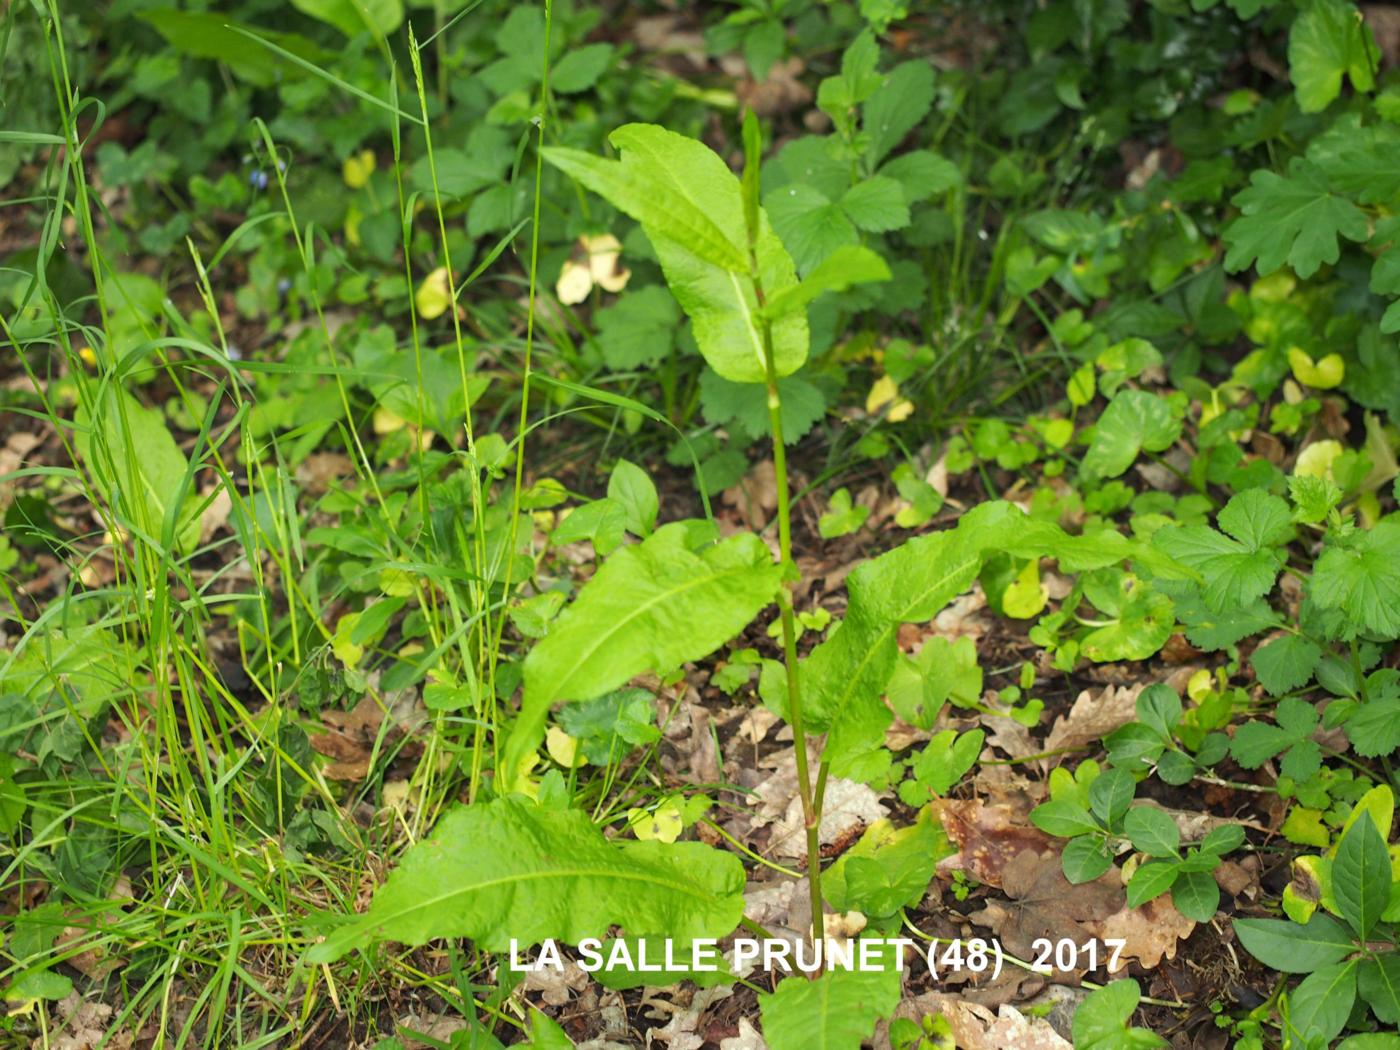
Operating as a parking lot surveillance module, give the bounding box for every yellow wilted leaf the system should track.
[416,266,454,320]
[373,406,407,434]
[1287,347,1344,389]
[627,799,683,843]
[1002,558,1048,619]
[555,233,631,305]
[546,726,586,768]
[343,149,376,189]
[1295,439,1344,479]
[866,374,913,422]
[555,259,593,305]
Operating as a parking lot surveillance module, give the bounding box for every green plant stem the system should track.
[742,112,823,953]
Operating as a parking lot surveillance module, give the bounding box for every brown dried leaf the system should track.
[1043,684,1143,756]
[935,799,1056,888]
[969,849,1124,960]
[1085,893,1195,973]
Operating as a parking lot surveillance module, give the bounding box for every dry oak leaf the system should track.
[1043,683,1143,757]
[937,997,1074,1050]
[1084,893,1196,973]
[770,777,887,861]
[935,799,1056,888]
[969,849,1124,962]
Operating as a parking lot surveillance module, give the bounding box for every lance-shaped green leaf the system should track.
[759,960,901,1050]
[805,503,1137,777]
[501,525,781,789]
[763,244,891,319]
[540,144,747,274]
[543,124,808,384]
[75,385,201,555]
[1233,914,1357,973]
[306,798,745,963]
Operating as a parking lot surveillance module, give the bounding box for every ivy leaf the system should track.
[1223,158,1369,278]
[1251,634,1323,695]
[503,526,781,787]
[306,798,745,963]
[1311,521,1400,637]
[910,728,985,796]
[1153,490,1292,612]
[759,964,901,1050]
[1072,980,1168,1050]
[1082,390,1181,480]
[1288,0,1379,113]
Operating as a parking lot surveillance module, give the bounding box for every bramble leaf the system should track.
[1311,521,1400,636]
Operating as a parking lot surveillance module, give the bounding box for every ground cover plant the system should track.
[3,0,1400,1047]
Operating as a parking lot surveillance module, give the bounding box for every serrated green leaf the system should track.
[1345,696,1400,757]
[1223,157,1369,278]
[863,60,935,166]
[1311,521,1400,636]
[879,150,961,202]
[766,184,859,273]
[592,285,679,369]
[306,798,745,963]
[1252,634,1323,695]
[840,176,909,232]
[1154,490,1291,611]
